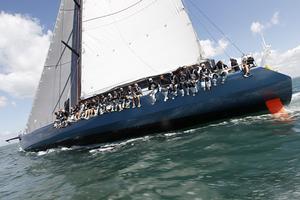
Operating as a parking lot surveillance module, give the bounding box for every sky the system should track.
[0,0,300,146]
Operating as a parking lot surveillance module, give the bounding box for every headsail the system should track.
[26,0,77,133]
[81,0,201,97]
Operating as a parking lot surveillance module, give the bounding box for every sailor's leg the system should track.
[137,96,141,107]
[163,91,168,101]
[161,88,168,102]
[179,89,184,97]
[171,90,176,99]
[191,87,196,96]
[195,81,198,93]
[206,81,212,90]
[201,81,206,91]
[212,79,217,86]
[185,86,190,96]
[150,90,157,104]
[132,97,136,108]
[84,109,89,119]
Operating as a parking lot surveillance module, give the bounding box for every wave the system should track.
[284,92,300,120]
[291,91,300,102]
[89,136,151,155]
[20,146,77,157]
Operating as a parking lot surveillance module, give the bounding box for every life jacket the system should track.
[148,82,158,90]
[247,57,255,65]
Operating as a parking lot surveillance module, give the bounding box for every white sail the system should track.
[81,0,201,97]
[26,0,76,133]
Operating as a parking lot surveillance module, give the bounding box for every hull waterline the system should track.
[20,67,292,151]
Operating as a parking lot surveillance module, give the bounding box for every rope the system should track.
[188,11,231,58]
[44,61,72,68]
[60,9,75,12]
[186,0,245,55]
[83,0,144,23]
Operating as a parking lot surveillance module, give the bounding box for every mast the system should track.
[78,0,82,105]
[70,0,82,107]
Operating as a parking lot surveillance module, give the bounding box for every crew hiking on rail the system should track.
[54,56,256,128]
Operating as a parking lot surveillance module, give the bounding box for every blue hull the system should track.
[20,67,292,151]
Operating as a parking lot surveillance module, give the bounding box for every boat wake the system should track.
[287,92,300,113]
[20,146,77,157]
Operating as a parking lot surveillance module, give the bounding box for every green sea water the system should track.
[1,79,300,200]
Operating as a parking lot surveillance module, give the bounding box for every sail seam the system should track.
[83,0,144,23]
[83,0,158,31]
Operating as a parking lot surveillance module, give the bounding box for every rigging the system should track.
[187,10,231,58]
[185,0,245,56]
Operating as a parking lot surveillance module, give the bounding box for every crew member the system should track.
[159,74,171,101]
[230,58,240,72]
[133,83,142,107]
[148,78,159,104]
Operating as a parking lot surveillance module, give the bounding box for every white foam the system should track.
[18,146,25,152]
[292,127,300,133]
[292,92,300,99]
[164,132,178,137]
[22,146,76,157]
[89,146,115,153]
[36,148,56,156]
[280,92,300,121]
[89,136,151,155]
[60,147,73,151]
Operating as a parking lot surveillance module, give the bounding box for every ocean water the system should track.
[1,79,300,200]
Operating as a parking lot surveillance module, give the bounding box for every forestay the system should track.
[81,0,201,97]
[26,0,75,133]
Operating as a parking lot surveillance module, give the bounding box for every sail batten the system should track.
[81,0,201,97]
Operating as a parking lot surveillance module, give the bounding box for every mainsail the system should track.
[81,0,201,97]
[26,0,77,133]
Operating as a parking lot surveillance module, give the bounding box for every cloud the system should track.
[200,39,229,58]
[250,12,280,34]
[0,12,52,98]
[254,45,300,78]
[251,22,264,34]
[1,130,12,136]
[11,101,17,107]
[271,12,279,25]
[249,12,300,78]
[0,96,7,108]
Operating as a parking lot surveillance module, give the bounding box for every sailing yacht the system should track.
[17,0,292,151]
